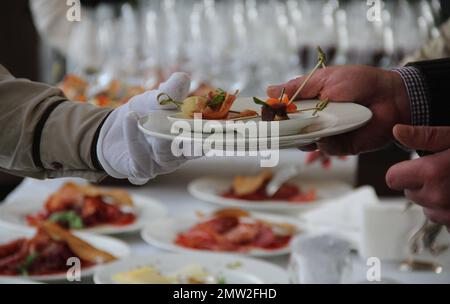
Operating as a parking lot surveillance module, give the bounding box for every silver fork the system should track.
[265,165,305,197]
[408,218,448,256]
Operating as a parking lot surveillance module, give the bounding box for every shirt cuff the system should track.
[393,66,430,126]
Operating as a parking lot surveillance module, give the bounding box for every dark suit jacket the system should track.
[409,58,450,126]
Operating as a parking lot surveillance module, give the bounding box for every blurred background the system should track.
[36,0,448,95]
[1,0,450,197]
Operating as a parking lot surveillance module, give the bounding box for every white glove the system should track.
[96,73,191,185]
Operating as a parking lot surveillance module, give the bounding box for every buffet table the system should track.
[2,150,449,284]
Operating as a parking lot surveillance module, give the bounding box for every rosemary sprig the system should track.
[157,93,183,108]
[289,46,327,103]
[295,98,330,116]
[312,98,329,116]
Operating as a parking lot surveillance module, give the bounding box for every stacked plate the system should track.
[138,98,373,151]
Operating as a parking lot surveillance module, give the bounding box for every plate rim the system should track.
[0,193,168,235]
[140,211,304,258]
[138,100,372,145]
[187,176,353,212]
[93,253,290,284]
[0,228,131,282]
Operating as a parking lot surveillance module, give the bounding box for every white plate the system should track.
[139,99,372,150]
[141,212,304,257]
[188,176,353,213]
[167,111,319,137]
[0,194,167,235]
[0,277,40,284]
[0,227,130,282]
[94,253,289,284]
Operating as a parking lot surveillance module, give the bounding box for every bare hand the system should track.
[386,124,450,230]
[267,65,411,155]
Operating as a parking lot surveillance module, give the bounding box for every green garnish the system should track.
[317,46,327,68]
[217,276,227,284]
[290,46,328,102]
[157,93,184,108]
[312,98,329,116]
[49,211,84,229]
[18,252,39,276]
[226,261,243,270]
[207,89,227,108]
[253,97,270,108]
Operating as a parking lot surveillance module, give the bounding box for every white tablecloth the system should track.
[2,150,449,283]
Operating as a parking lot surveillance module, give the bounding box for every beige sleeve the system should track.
[402,19,450,65]
[0,65,111,182]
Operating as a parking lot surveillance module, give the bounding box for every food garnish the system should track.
[158,89,257,121]
[49,211,84,229]
[253,46,330,121]
[18,252,39,276]
[290,46,327,102]
[226,261,243,270]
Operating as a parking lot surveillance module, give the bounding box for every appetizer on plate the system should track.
[253,46,330,122]
[222,170,317,203]
[0,222,116,276]
[26,183,136,230]
[175,208,298,253]
[159,88,258,120]
[112,264,222,284]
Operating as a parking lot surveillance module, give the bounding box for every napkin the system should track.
[361,199,424,261]
[300,186,450,262]
[300,186,379,250]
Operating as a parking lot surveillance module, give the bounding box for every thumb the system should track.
[123,112,150,185]
[158,72,191,102]
[393,124,450,152]
[129,72,192,113]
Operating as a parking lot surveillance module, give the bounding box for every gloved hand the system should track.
[96,73,191,185]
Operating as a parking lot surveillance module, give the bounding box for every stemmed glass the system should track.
[64,0,442,94]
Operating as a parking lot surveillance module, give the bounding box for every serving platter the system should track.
[138,99,372,151]
[140,211,304,257]
[0,194,167,235]
[0,227,130,282]
[94,253,289,284]
[188,176,353,213]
